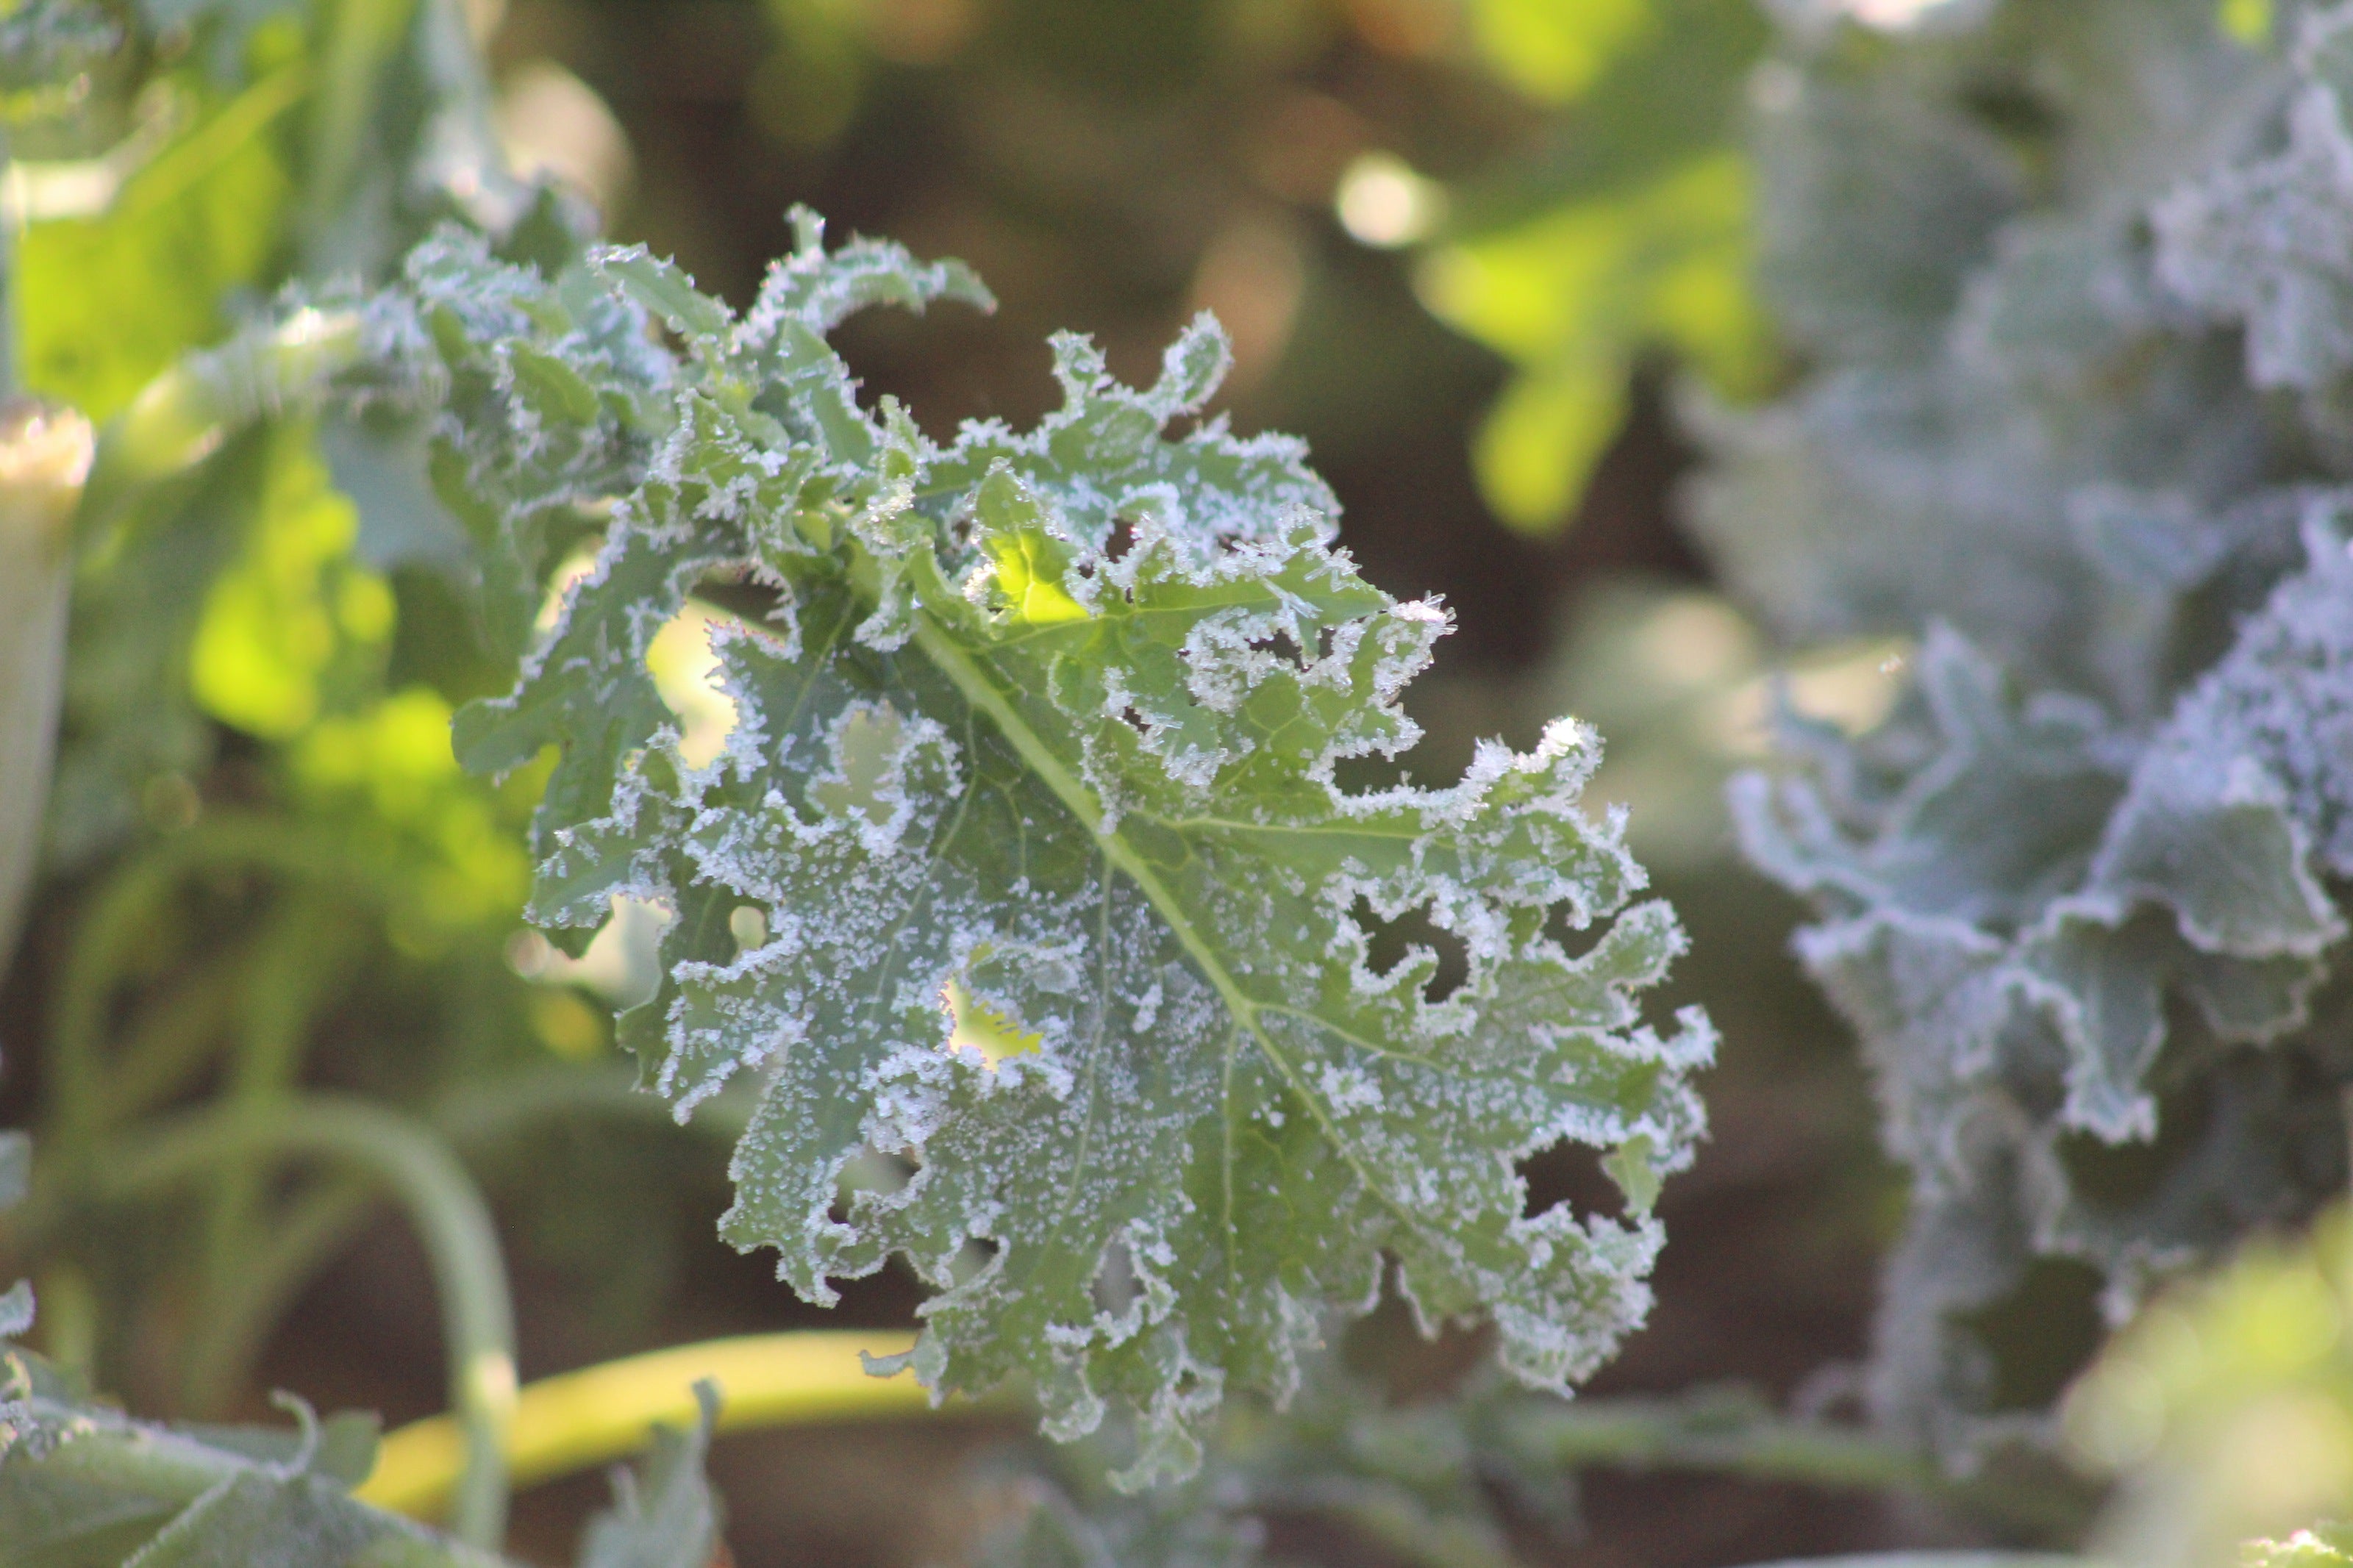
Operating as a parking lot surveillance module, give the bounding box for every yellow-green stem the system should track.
[195,899,354,1403]
[356,1329,985,1520]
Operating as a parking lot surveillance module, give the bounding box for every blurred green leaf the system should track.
[2067,1208,2353,1568]
[188,422,394,740]
[19,65,300,420]
[2247,1527,2353,1568]
[1420,152,1766,532]
[1466,0,1654,105]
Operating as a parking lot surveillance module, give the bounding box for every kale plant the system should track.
[351,216,1715,1485]
[1699,0,2353,1456]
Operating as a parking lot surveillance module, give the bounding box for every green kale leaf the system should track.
[403,214,1710,1484]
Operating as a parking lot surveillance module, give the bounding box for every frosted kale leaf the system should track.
[1701,0,2353,1458]
[0,0,118,91]
[416,215,1710,1483]
[1733,511,2353,1445]
[1751,42,2020,365]
[0,1347,468,1568]
[1682,369,2099,678]
[2155,5,2353,391]
[0,1325,718,1568]
[2140,507,2353,884]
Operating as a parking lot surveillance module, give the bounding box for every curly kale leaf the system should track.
[406,215,1711,1483]
[0,1342,723,1568]
[2154,4,2353,393]
[0,1333,474,1568]
[1704,0,2353,1459]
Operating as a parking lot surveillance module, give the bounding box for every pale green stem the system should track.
[0,400,95,975]
[196,900,351,1383]
[176,1064,742,1420]
[182,1178,378,1417]
[30,1259,98,1380]
[46,813,395,1150]
[43,1095,518,1550]
[74,307,367,545]
[101,962,245,1134]
[302,0,420,275]
[1499,1391,1936,1493]
[1499,1390,2094,1538]
[1732,1558,2085,1568]
[429,1062,756,1150]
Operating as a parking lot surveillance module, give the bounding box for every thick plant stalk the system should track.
[0,399,94,975]
[357,1329,941,1519]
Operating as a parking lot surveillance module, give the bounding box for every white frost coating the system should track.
[1707,0,2353,1464]
[425,214,1706,1486]
[2156,85,2353,389]
[1315,1062,1384,1115]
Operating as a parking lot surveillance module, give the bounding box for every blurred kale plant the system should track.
[1703,0,2353,1462]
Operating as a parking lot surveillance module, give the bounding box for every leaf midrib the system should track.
[907,609,1436,1245]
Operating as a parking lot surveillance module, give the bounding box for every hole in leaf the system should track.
[1093,1239,1138,1317]
[1117,706,1151,736]
[1104,518,1139,564]
[829,1146,915,1222]
[1249,627,1307,667]
[645,600,746,767]
[949,1236,999,1287]
[1544,900,1613,962]
[694,573,788,623]
[1329,751,1408,794]
[813,703,906,828]
[525,895,672,1009]
[1349,897,1469,1003]
[2058,1120,2199,1214]
[943,979,1042,1067]
[727,904,767,953]
[1518,1140,1627,1222]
